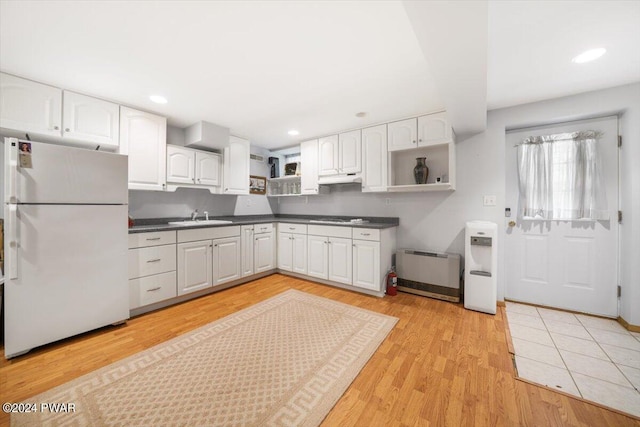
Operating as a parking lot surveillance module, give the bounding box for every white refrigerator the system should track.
[3,137,129,358]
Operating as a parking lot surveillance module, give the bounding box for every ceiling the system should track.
[1,1,638,151]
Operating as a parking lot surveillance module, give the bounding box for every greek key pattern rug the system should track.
[14,289,397,426]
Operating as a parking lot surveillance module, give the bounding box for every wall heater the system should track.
[396,249,461,302]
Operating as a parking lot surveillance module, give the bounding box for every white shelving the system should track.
[387,141,456,191]
[267,175,301,196]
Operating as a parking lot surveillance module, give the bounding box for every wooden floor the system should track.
[1,274,638,426]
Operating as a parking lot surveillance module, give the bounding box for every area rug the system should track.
[13,289,397,426]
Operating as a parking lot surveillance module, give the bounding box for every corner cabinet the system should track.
[223,135,250,195]
[119,106,167,191]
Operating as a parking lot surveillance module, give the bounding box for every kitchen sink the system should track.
[167,220,233,226]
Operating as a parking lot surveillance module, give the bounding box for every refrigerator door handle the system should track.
[7,140,18,203]
[7,204,18,279]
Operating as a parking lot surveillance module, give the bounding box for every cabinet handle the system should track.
[361,233,371,236]
[53,126,60,130]
[146,287,161,292]
[146,237,161,241]
[214,244,218,247]
[65,128,70,132]
[419,139,422,143]
[289,227,295,230]
[146,258,161,263]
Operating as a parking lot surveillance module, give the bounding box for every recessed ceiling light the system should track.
[572,48,606,64]
[355,112,367,118]
[288,129,299,136]
[149,95,168,104]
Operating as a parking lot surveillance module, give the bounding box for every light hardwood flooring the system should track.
[1,274,639,426]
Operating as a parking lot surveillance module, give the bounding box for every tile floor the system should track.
[505,301,640,418]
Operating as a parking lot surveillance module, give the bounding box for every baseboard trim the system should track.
[618,316,640,333]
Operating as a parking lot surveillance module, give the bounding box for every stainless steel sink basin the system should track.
[167,220,233,227]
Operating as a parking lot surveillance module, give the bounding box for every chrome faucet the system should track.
[204,211,209,221]
[191,209,198,220]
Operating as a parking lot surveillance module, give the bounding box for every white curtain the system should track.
[517,131,608,220]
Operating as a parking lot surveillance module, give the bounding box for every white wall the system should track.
[278,82,640,325]
[0,139,4,217]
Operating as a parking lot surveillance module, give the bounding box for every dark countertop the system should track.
[129,214,399,234]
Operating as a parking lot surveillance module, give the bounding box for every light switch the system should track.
[483,195,496,206]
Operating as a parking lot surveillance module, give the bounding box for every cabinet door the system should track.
[318,135,339,176]
[167,145,195,184]
[277,232,293,272]
[300,139,319,194]
[339,130,361,174]
[418,112,452,147]
[328,237,352,285]
[353,240,381,291]
[254,232,275,273]
[177,240,212,295]
[223,136,250,194]
[213,236,241,285]
[196,151,221,187]
[362,124,388,192]
[119,106,167,191]
[387,118,417,151]
[307,235,328,280]
[0,72,62,137]
[62,91,119,148]
[291,233,308,275]
[241,226,254,277]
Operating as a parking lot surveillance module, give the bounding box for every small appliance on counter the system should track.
[268,157,279,178]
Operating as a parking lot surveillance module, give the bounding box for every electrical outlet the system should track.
[385,198,391,205]
[483,195,496,206]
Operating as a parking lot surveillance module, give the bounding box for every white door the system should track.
[254,232,275,273]
[328,237,352,285]
[353,240,380,291]
[177,240,212,295]
[318,135,339,176]
[213,236,241,285]
[362,124,388,192]
[223,136,250,194]
[505,116,619,316]
[167,145,195,184]
[291,234,308,275]
[241,226,254,277]
[62,91,119,149]
[418,112,452,147]
[301,139,319,194]
[339,130,361,174]
[307,235,328,279]
[277,232,293,271]
[196,151,221,187]
[0,72,62,137]
[119,106,167,191]
[387,118,417,151]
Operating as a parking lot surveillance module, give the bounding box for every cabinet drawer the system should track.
[278,223,307,234]
[352,228,380,241]
[129,271,177,309]
[254,223,274,234]
[128,231,176,249]
[128,244,177,279]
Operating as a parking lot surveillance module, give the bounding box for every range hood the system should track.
[185,121,229,150]
[317,174,362,185]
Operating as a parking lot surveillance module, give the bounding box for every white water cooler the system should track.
[464,221,497,314]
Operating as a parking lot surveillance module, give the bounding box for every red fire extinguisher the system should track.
[386,268,398,296]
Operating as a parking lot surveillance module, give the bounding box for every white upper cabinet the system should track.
[0,72,62,137]
[300,139,319,194]
[387,118,417,151]
[338,130,361,174]
[120,106,167,191]
[361,124,388,192]
[418,112,453,147]
[318,135,339,176]
[223,135,250,194]
[196,151,221,187]
[167,145,195,184]
[62,91,119,149]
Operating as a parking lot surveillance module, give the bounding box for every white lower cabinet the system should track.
[241,225,254,277]
[277,223,308,275]
[177,240,213,296]
[352,240,381,291]
[213,236,241,285]
[307,234,329,280]
[254,224,275,273]
[328,237,352,285]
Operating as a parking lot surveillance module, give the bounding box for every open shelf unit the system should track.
[267,175,301,196]
[387,141,455,192]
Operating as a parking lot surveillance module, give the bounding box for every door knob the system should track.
[508,220,516,227]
